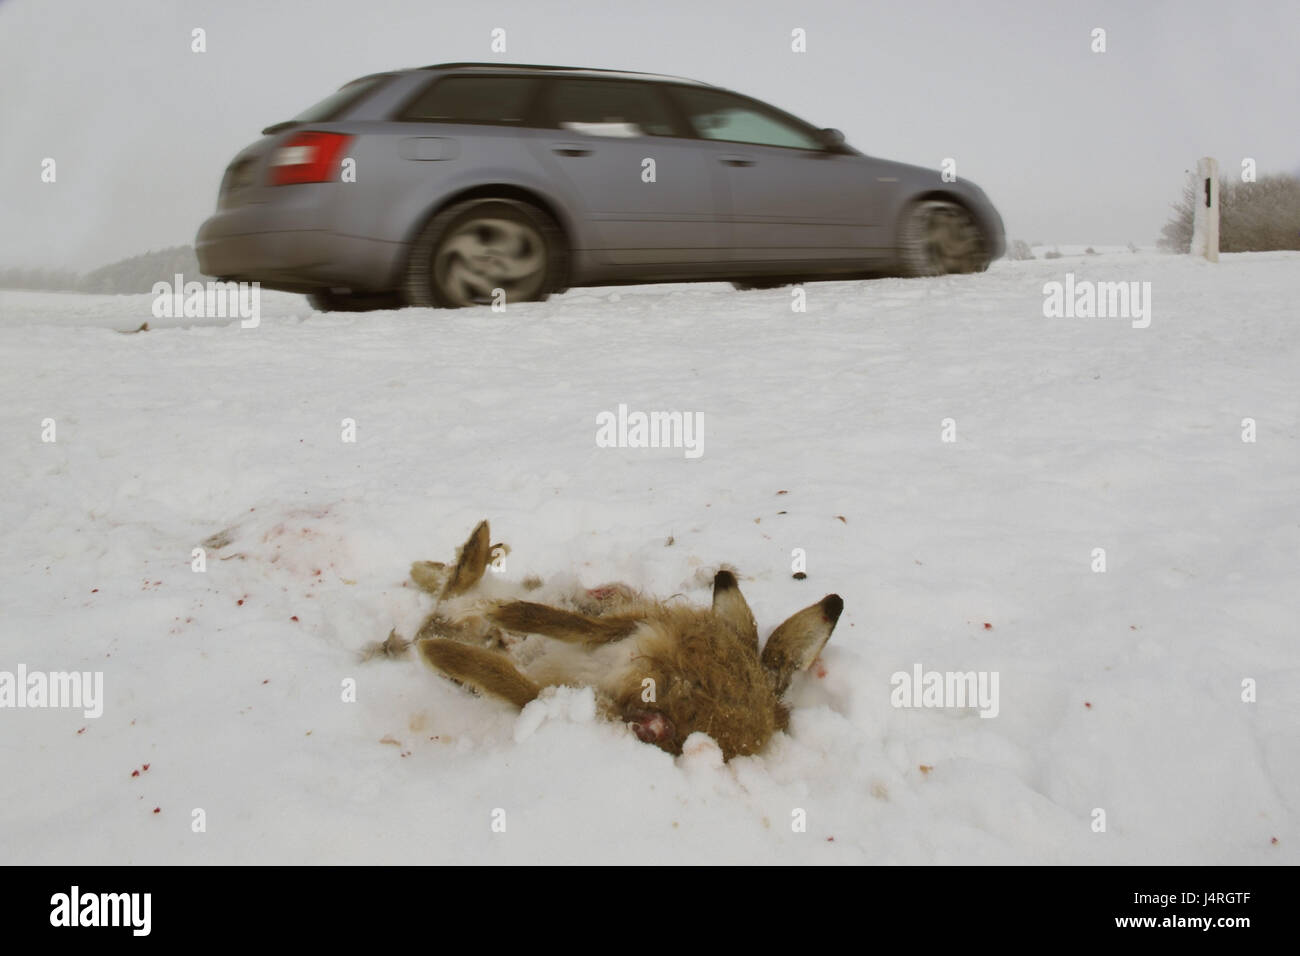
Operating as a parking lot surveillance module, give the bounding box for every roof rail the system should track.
[415,62,709,85]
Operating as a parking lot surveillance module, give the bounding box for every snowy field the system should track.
[1,251,1296,865]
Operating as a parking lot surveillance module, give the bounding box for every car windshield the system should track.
[290,74,390,123]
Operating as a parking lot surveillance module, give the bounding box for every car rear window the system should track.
[398,75,541,125]
[542,79,683,137]
[292,74,391,123]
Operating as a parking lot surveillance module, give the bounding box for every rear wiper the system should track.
[261,120,300,135]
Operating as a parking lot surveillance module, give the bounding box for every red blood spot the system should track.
[153,807,161,814]
[262,679,269,684]
[835,515,847,523]
[237,599,244,606]
[983,622,992,630]
[142,763,150,771]
[628,711,673,745]
[776,489,789,495]
[1084,701,1092,709]
[826,836,834,842]
[290,616,299,622]
[814,663,828,679]
[77,727,86,735]
[131,770,139,777]
[312,569,321,576]
[91,588,99,593]
[1272,837,1280,845]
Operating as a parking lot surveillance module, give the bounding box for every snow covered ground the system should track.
[1,251,1296,864]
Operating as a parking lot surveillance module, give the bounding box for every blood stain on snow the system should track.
[983,622,992,630]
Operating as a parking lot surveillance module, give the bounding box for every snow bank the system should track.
[0,253,1295,863]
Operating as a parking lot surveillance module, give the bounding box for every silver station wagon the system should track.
[197,63,1005,310]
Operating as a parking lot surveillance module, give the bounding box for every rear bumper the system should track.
[195,202,403,294]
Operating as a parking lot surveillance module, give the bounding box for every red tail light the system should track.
[267,132,352,185]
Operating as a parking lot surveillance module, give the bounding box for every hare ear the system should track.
[441,520,491,598]
[712,570,758,649]
[762,595,843,696]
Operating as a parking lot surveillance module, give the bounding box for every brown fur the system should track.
[418,639,539,708]
[490,602,640,644]
[395,521,843,761]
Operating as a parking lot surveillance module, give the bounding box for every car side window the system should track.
[672,88,822,150]
[543,79,683,138]
[398,75,541,125]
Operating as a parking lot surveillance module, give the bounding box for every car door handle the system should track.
[719,156,754,167]
[552,145,592,157]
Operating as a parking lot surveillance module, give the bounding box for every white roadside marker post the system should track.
[1190,157,1220,262]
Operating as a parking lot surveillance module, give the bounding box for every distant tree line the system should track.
[0,245,211,293]
[1159,173,1300,253]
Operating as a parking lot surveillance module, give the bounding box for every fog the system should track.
[1,0,1296,271]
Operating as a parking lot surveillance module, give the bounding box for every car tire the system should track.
[307,290,406,312]
[405,199,562,308]
[897,200,990,277]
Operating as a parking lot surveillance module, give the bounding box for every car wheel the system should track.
[307,290,406,312]
[406,199,561,308]
[898,200,989,276]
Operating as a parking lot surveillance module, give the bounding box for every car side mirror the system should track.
[818,127,847,151]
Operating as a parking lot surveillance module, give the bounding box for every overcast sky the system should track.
[2,0,1297,271]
